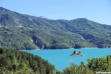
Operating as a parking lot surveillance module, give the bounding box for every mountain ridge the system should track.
[0,7,111,50]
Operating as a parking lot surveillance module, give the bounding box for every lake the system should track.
[25,48,111,71]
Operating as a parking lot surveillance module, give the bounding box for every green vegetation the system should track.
[56,55,111,74]
[62,63,94,74]
[0,48,55,74]
[1,7,111,50]
[1,48,111,74]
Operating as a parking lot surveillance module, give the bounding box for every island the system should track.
[70,51,83,56]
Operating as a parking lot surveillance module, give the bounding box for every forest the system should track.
[0,48,55,74]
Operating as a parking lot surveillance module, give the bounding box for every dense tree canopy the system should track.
[0,48,55,74]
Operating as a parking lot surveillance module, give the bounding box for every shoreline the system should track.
[29,47,111,50]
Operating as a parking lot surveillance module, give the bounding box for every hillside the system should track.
[0,48,55,74]
[0,7,111,50]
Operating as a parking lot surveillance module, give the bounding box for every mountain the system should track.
[0,7,111,50]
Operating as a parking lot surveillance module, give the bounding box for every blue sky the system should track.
[0,0,111,24]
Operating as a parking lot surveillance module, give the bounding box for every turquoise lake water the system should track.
[25,48,111,71]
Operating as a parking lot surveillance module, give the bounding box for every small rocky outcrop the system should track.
[70,51,83,56]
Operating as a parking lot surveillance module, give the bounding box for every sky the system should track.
[0,0,111,25]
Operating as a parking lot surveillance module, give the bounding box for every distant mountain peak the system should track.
[70,18,89,23]
[39,16,47,19]
[0,7,8,12]
[75,18,88,21]
[0,7,5,9]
